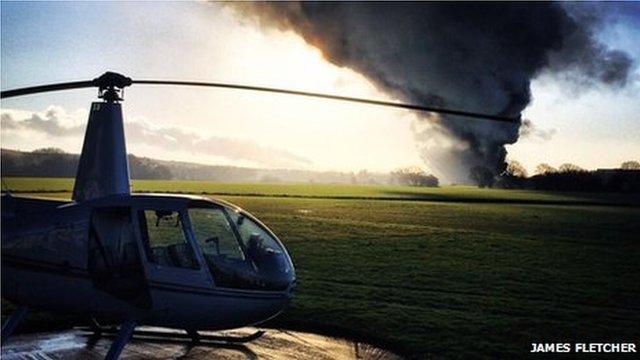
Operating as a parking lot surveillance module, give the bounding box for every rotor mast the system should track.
[72,73,133,202]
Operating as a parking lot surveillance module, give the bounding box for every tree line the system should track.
[471,160,640,192]
[1,148,173,180]
[389,166,439,187]
[1,148,440,186]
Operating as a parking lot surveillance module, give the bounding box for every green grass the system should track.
[229,197,640,358]
[3,177,639,206]
[2,177,639,358]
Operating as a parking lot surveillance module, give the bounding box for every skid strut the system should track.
[104,319,136,360]
[1,306,28,345]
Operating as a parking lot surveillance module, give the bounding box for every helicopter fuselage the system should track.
[1,193,296,331]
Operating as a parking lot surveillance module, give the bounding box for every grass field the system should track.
[2,177,640,358]
[4,177,640,206]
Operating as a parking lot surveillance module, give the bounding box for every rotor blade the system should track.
[133,80,518,123]
[1,75,518,123]
[0,81,94,99]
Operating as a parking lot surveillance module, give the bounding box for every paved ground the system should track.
[1,327,401,359]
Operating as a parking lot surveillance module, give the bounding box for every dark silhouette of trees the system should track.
[1,149,171,180]
[391,167,439,187]
[621,160,640,170]
[1,148,405,185]
[496,161,529,189]
[1,148,78,177]
[469,166,494,188]
[32,147,66,154]
[128,155,172,179]
[492,159,640,193]
[506,160,528,177]
[535,163,557,175]
[559,163,584,173]
[530,171,602,191]
[4,148,637,192]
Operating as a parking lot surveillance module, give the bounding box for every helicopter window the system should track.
[228,210,293,290]
[189,208,245,260]
[188,207,253,288]
[229,212,290,268]
[138,210,198,269]
[186,205,293,291]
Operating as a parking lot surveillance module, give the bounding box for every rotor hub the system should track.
[92,72,132,102]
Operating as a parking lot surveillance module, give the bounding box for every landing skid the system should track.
[78,326,265,344]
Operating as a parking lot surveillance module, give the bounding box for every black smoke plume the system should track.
[230,2,632,182]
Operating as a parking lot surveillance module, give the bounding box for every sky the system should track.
[1,1,639,176]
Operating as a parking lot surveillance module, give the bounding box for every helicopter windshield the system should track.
[189,206,294,291]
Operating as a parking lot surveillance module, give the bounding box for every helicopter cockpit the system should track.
[189,206,293,291]
[136,198,295,292]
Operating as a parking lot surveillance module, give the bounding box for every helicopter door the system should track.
[134,207,212,291]
[88,207,151,308]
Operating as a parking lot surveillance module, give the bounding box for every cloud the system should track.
[1,106,86,137]
[124,119,311,167]
[1,106,311,168]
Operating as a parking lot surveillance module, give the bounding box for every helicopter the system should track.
[0,72,518,359]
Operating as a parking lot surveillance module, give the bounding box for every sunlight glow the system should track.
[1,1,638,175]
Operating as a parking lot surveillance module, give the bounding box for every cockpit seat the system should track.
[247,233,283,274]
[151,246,172,267]
[167,243,197,268]
[246,234,264,262]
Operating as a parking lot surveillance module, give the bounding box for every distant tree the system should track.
[620,160,640,170]
[535,163,557,175]
[391,166,438,187]
[496,160,528,189]
[469,166,494,188]
[420,174,439,187]
[128,155,172,179]
[32,147,66,154]
[506,160,528,178]
[559,163,584,173]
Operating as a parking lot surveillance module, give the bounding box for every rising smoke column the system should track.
[230,2,632,183]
